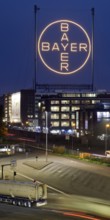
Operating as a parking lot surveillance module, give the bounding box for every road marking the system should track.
[11,171,69,197]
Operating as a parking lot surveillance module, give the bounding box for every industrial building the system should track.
[0,85,110,138]
[0,89,35,126]
[35,84,110,137]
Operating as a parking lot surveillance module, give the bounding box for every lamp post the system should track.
[71,123,75,150]
[45,111,48,162]
[105,124,109,153]
[45,99,50,162]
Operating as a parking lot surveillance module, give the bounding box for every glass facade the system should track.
[2,88,110,137]
[34,90,110,135]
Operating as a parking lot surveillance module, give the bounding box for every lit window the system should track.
[62,93,80,97]
[51,100,59,104]
[51,114,59,119]
[61,121,69,127]
[71,100,80,104]
[82,93,96,97]
[71,107,80,111]
[51,106,59,112]
[85,120,88,129]
[61,100,70,104]
[81,100,90,104]
[61,114,69,119]
[51,121,59,127]
[92,100,100,104]
[61,106,70,112]
[71,114,75,119]
[97,111,110,118]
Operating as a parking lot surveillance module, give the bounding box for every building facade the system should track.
[35,85,110,137]
[0,89,35,126]
[0,85,110,138]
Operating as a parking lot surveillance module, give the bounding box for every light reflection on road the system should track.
[46,192,110,219]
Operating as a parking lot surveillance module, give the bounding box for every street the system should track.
[0,152,110,219]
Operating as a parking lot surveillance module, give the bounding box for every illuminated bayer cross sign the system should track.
[38,20,91,75]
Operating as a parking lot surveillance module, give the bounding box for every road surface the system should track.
[0,152,110,219]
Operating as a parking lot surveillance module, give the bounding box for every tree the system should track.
[0,105,7,138]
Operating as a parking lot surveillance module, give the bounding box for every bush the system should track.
[79,152,91,159]
[53,146,66,154]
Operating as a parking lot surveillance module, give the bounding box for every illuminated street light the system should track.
[105,124,110,153]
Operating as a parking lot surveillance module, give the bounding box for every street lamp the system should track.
[45,111,48,162]
[45,99,50,163]
[105,124,110,153]
[71,122,76,150]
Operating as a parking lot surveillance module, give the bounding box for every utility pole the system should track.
[34,5,40,92]
[105,124,109,153]
[91,8,95,91]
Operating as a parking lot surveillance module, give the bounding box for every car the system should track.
[14,144,26,153]
[105,150,110,157]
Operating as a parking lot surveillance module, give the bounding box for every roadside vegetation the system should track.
[52,146,110,167]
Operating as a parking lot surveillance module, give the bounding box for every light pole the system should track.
[105,124,109,153]
[45,111,48,162]
[71,123,75,150]
[45,99,50,163]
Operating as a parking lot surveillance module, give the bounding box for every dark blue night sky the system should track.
[0,0,110,95]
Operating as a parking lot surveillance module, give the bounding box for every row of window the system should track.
[40,113,76,120]
[50,106,80,112]
[50,113,75,119]
[48,121,78,127]
[62,93,96,98]
[49,100,100,104]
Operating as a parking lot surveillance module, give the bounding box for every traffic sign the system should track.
[11,159,17,168]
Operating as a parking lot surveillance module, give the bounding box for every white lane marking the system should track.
[11,171,69,197]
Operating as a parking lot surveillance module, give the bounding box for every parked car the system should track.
[14,144,26,153]
[105,150,110,157]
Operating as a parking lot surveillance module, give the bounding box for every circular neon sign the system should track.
[38,19,91,75]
